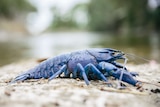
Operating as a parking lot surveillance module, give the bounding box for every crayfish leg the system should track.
[48,65,67,81]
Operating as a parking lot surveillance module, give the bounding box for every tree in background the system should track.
[49,3,88,31]
[49,6,77,31]
[87,0,121,32]
[0,0,36,18]
[0,0,36,33]
[87,0,160,35]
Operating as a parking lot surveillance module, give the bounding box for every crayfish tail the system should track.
[10,74,30,84]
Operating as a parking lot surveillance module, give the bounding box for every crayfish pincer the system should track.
[10,48,141,87]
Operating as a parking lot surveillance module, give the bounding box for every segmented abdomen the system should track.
[28,53,71,79]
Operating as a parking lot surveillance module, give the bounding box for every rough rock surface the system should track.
[0,59,160,107]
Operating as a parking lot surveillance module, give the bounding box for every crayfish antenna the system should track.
[125,53,150,63]
[117,57,128,89]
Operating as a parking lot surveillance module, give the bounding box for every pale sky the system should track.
[148,0,160,9]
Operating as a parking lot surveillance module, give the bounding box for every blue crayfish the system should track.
[10,48,141,87]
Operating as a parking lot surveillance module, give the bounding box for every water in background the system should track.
[0,32,159,66]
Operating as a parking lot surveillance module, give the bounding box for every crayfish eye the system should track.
[111,52,115,56]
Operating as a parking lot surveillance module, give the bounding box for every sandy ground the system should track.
[0,59,160,107]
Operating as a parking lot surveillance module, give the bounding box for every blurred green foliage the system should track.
[49,4,87,31]
[88,0,119,31]
[87,0,160,34]
[49,7,77,31]
[49,0,160,35]
[1,0,159,35]
[0,0,36,18]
